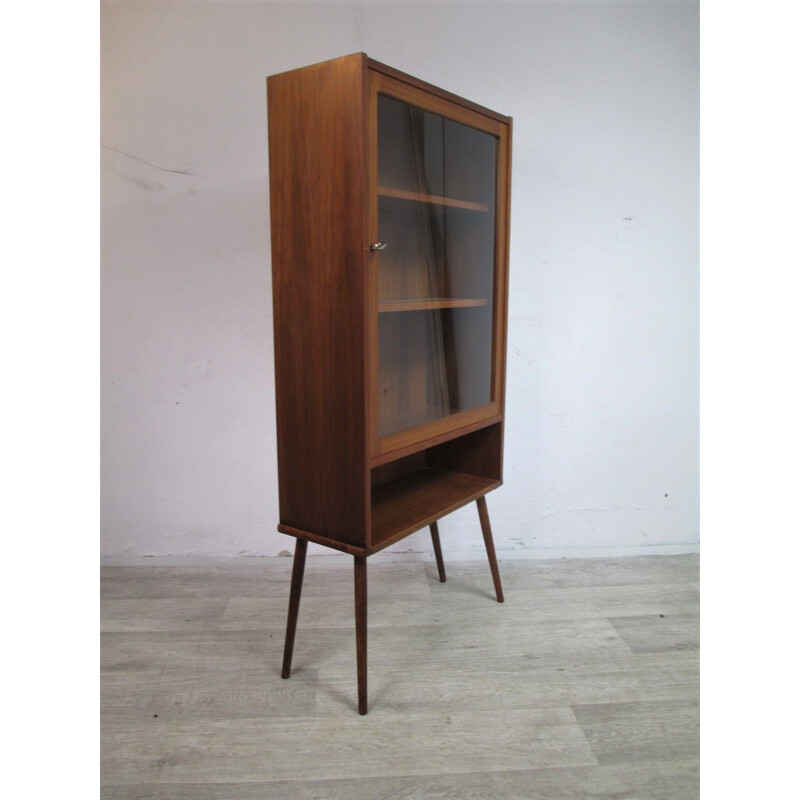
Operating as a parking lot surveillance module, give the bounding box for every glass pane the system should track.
[377,94,497,439]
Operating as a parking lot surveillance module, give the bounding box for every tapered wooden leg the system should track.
[476,496,504,603]
[354,554,368,715]
[281,538,308,678]
[430,521,446,583]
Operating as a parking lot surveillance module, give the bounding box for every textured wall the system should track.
[101,1,698,560]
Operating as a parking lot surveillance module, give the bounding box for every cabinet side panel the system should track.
[268,55,368,546]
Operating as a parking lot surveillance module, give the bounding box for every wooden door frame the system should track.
[366,69,512,463]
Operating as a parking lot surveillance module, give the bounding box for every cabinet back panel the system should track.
[371,423,502,490]
[424,422,503,482]
[268,54,369,545]
[371,451,427,488]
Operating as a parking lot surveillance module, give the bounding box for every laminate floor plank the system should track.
[112,648,695,719]
[155,706,596,784]
[314,652,699,715]
[102,678,319,724]
[572,698,700,765]
[101,555,699,798]
[424,553,699,591]
[608,612,700,653]
[101,598,228,633]
[286,616,633,676]
[102,759,699,800]
[101,786,158,800]
[101,562,431,600]
[218,582,698,631]
[102,631,210,674]
[101,616,628,678]
[102,722,169,788]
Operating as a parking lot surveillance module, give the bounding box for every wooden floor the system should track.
[101,553,699,799]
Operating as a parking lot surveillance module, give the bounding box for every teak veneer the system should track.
[268,53,512,714]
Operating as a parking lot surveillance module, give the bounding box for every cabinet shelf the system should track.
[371,468,501,551]
[378,297,488,313]
[378,185,489,212]
[378,405,446,438]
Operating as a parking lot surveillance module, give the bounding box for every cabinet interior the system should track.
[375,88,499,442]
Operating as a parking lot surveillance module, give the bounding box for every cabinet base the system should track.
[279,495,504,714]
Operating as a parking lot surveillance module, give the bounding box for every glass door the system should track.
[369,72,508,457]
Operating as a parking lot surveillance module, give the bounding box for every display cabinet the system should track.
[268,53,512,714]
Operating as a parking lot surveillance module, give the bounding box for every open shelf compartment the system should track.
[371,469,499,551]
[369,422,502,551]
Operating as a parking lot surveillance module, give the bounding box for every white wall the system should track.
[101,0,699,561]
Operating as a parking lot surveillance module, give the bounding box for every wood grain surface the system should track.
[268,53,370,546]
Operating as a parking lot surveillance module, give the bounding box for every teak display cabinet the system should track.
[268,53,512,714]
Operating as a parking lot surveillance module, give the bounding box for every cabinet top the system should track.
[267,52,512,126]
